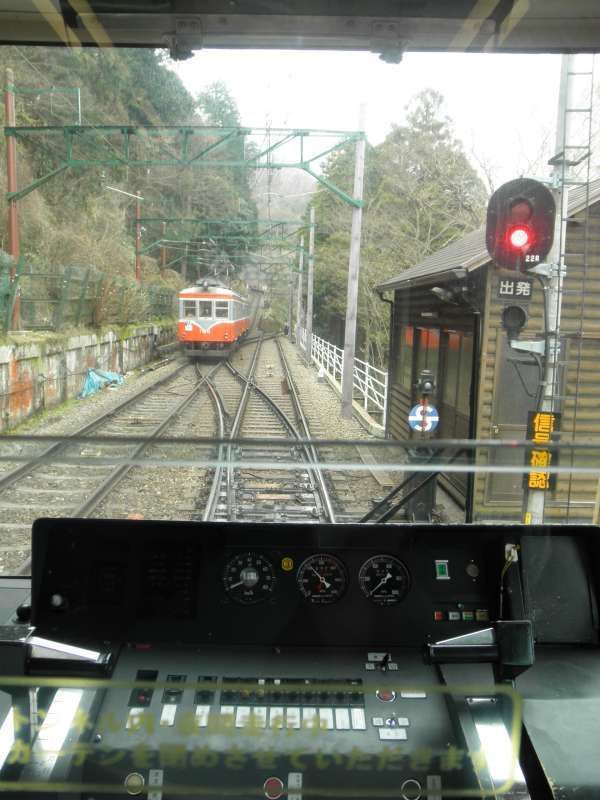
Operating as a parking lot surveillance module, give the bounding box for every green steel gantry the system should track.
[141,236,303,255]
[4,118,365,408]
[5,125,365,208]
[135,216,309,280]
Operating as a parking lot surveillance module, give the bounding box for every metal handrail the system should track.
[297,326,388,425]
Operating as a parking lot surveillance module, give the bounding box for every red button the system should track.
[376,689,396,703]
[263,777,284,800]
[434,611,444,621]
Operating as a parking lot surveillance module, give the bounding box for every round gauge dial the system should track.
[223,552,276,605]
[358,555,410,606]
[297,554,347,604]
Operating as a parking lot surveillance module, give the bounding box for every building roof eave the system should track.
[376,267,472,293]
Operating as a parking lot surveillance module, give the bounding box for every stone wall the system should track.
[0,323,175,432]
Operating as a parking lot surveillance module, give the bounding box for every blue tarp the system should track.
[79,368,124,399]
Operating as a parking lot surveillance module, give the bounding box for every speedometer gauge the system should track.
[358,555,410,606]
[297,554,347,604]
[223,552,276,605]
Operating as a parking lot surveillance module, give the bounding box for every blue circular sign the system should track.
[408,403,439,433]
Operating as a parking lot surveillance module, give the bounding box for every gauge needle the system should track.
[370,572,392,596]
[310,566,331,589]
[229,579,246,590]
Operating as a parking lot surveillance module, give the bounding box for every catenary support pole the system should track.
[135,190,142,282]
[296,235,304,344]
[182,242,188,283]
[161,222,167,274]
[4,68,20,329]
[525,54,572,524]
[305,208,315,365]
[341,106,366,418]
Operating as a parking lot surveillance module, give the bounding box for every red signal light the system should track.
[486,178,556,271]
[509,227,531,249]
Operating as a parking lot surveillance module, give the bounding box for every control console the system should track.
[0,518,598,799]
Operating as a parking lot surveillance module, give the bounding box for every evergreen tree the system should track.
[197,81,241,127]
[309,89,487,366]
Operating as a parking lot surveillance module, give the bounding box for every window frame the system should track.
[215,300,229,319]
[183,300,197,318]
[198,300,213,319]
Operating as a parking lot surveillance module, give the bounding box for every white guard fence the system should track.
[296,326,388,427]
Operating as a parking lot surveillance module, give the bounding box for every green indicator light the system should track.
[435,560,449,579]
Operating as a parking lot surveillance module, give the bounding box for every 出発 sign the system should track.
[498,277,533,300]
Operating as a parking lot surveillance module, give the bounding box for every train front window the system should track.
[198,300,213,318]
[183,300,197,318]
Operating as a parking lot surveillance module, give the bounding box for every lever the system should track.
[426,620,534,681]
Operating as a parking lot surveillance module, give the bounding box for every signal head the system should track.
[486,178,556,271]
[501,304,528,338]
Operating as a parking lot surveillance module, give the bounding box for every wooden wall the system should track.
[473,201,600,522]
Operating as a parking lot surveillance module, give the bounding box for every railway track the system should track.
[0,323,389,575]
[277,337,399,522]
[0,360,220,574]
[200,336,335,523]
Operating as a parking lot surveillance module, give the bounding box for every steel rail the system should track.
[227,358,329,522]
[222,338,264,520]
[0,359,190,494]
[72,361,223,518]
[12,362,214,576]
[243,331,280,345]
[275,336,336,523]
[202,336,264,521]
[201,373,227,522]
[223,338,335,523]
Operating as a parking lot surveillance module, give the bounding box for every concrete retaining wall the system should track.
[0,322,175,432]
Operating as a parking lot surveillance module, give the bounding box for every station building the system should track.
[376,180,600,523]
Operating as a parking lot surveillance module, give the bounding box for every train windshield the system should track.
[0,2,599,578]
[1,7,600,800]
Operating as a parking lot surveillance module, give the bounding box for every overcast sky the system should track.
[172,49,569,189]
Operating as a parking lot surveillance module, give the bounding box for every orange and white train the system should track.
[178,281,250,358]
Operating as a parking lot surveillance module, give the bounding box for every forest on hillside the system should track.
[0,47,256,312]
[305,90,487,367]
[0,45,487,353]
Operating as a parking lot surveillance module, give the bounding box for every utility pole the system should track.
[135,189,142,282]
[105,185,143,282]
[4,67,20,329]
[525,54,573,524]
[341,106,366,418]
[305,207,315,365]
[296,235,304,343]
[160,221,167,275]
[182,242,188,283]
